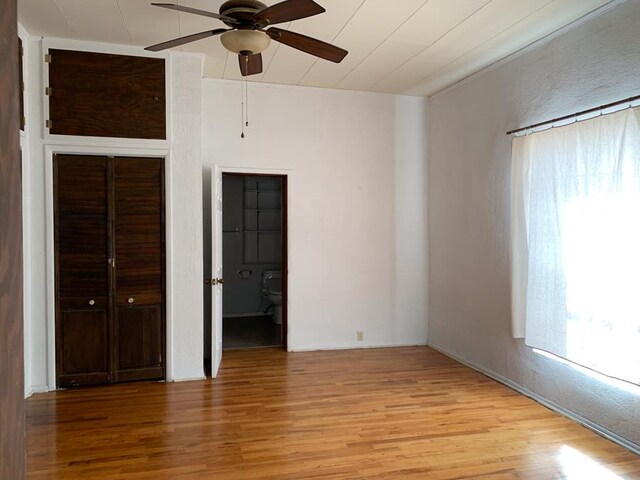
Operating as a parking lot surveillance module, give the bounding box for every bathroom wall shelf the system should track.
[243,177,282,265]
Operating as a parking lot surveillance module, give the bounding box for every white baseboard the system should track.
[289,342,427,353]
[167,376,207,383]
[428,343,640,456]
[25,385,50,399]
[25,377,206,396]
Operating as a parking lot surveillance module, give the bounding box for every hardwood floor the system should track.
[27,347,640,479]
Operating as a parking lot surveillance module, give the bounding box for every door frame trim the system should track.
[213,165,291,355]
[44,145,170,389]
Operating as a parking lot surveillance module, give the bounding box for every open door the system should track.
[211,167,223,377]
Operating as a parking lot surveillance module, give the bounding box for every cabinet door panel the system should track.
[48,49,166,140]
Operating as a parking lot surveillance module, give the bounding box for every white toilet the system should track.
[262,270,282,325]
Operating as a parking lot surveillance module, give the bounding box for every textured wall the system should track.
[166,52,204,381]
[202,81,429,352]
[24,36,47,393]
[18,24,31,399]
[428,1,640,447]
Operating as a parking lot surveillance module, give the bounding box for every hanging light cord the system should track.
[241,70,245,139]
[240,55,250,139]
[245,73,249,129]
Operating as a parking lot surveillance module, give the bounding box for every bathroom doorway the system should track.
[220,173,287,350]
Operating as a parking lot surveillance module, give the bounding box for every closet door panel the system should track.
[54,155,110,387]
[117,306,163,382]
[58,215,108,298]
[113,157,164,381]
[61,310,109,376]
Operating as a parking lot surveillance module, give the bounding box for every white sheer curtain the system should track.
[511,107,640,385]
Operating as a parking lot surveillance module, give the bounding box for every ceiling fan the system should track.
[145,0,348,76]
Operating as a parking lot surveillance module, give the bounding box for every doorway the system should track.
[221,174,287,350]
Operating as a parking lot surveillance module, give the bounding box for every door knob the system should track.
[128,297,134,304]
[89,299,95,306]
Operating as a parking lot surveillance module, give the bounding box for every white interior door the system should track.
[211,167,223,377]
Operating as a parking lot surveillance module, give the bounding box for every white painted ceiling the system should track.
[18,0,613,96]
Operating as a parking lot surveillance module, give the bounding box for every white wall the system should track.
[202,80,428,351]
[166,52,205,381]
[24,35,47,394]
[428,1,640,448]
[18,23,32,397]
[22,37,205,392]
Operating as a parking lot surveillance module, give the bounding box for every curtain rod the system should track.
[506,94,640,136]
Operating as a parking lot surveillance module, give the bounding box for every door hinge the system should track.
[45,87,52,96]
[46,119,52,129]
[44,53,52,63]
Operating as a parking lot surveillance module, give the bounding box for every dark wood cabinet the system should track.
[54,154,165,387]
[47,49,166,139]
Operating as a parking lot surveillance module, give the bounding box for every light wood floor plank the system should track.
[26,347,640,479]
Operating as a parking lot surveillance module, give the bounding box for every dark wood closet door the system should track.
[54,155,111,387]
[54,154,165,387]
[113,157,165,382]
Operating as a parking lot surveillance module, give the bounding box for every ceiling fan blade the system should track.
[151,3,238,24]
[254,0,325,26]
[145,28,228,52]
[239,53,263,76]
[266,28,348,63]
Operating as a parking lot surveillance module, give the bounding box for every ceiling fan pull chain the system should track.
[241,75,245,138]
[241,55,250,138]
[245,70,250,128]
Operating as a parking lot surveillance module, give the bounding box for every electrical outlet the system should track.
[356,331,364,342]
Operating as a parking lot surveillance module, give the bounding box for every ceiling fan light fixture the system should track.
[221,30,270,54]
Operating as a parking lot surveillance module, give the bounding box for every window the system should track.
[511,107,640,385]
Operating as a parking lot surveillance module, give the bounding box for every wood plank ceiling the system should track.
[18,0,614,96]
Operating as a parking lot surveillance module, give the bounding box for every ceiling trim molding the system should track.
[202,76,416,99]
[426,0,628,100]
